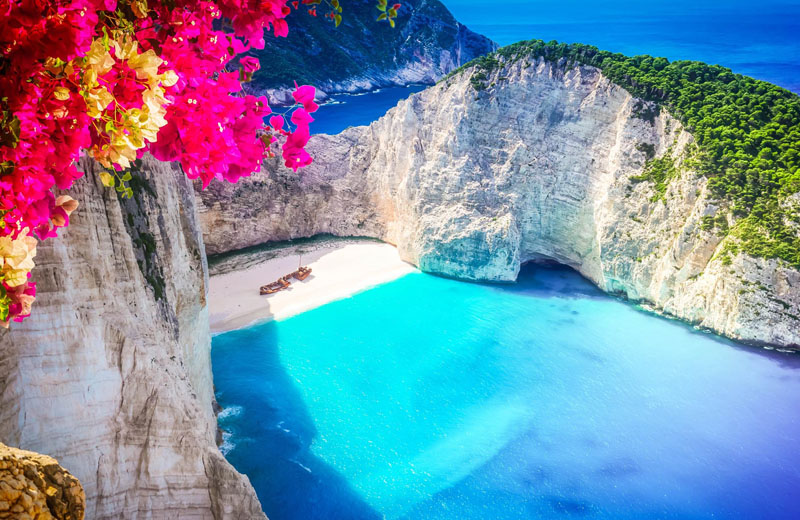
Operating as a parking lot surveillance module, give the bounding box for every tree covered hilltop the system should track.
[447,39,800,268]
[247,0,495,94]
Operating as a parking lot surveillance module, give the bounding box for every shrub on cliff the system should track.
[451,39,800,267]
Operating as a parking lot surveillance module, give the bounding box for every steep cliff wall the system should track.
[0,156,265,519]
[197,57,800,349]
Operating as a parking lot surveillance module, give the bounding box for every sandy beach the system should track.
[208,238,416,333]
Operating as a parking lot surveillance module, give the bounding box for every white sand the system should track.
[208,240,416,333]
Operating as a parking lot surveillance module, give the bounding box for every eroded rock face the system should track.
[0,156,265,519]
[248,0,497,105]
[0,442,84,520]
[197,57,800,349]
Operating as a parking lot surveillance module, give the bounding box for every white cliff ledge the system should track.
[197,57,800,349]
[0,156,265,519]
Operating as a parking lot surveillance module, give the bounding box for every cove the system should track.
[212,264,800,520]
[311,85,427,135]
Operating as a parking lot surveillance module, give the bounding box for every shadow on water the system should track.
[213,260,800,520]
[212,322,382,520]
[499,263,800,369]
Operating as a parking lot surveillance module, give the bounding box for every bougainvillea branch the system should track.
[0,0,321,326]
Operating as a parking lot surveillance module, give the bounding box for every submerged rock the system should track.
[197,56,800,349]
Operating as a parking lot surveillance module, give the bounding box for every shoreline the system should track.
[208,237,416,334]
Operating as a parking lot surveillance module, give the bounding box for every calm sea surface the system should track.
[213,266,800,520]
[311,0,800,134]
[311,85,426,135]
[447,0,800,93]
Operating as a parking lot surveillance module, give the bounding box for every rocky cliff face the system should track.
[246,0,496,105]
[0,156,265,519]
[197,57,800,349]
[1,442,85,520]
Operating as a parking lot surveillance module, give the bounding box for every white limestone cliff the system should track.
[0,156,265,519]
[197,57,800,349]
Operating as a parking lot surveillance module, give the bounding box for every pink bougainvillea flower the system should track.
[292,82,319,113]
[5,281,37,324]
[290,107,314,127]
[282,122,312,171]
[269,115,285,131]
[149,120,183,162]
[240,56,261,73]
[272,18,289,38]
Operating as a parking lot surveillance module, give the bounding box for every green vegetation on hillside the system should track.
[446,40,800,267]
[247,0,494,91]
[631,152,680,202]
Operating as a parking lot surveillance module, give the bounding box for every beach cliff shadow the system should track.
[212,321,382,520]
[499,263,800,369]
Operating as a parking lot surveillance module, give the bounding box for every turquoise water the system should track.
[212,265,800,520]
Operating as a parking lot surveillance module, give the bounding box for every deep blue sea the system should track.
[213,266,800,520]
[311,0,800,135]
[312,86,426,135]
[448,0,800,94]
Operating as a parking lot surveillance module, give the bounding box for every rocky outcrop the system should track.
[0,443,86,520]
[246,0,496,105]
[197,57,800,349]
[0,156,265,519]
[0,442,85,520]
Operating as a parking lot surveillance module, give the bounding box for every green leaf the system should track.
[0,161,14,176]
[388,7,396,16]
[377,12,387,20]
[334,14,342,27]
[389,17,395,27]
[122,171,132,182]
[331,0,339,7]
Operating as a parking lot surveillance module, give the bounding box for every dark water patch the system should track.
[548,497,596,516]
[213,322,382,520]
[596,458,641,479]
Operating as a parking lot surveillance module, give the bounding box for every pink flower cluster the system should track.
[0,0,317,324]
[275,83,319,171]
